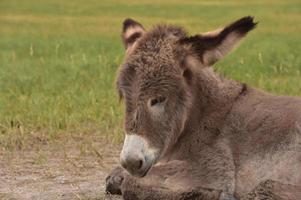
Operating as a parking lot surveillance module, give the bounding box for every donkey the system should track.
[105,16,301,200]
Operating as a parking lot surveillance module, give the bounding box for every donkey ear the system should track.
[180,16,257,66]
[122,18,145,52]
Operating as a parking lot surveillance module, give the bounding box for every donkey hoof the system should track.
[105,167,125,195]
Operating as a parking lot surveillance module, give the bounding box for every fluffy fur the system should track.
[106,16,301,199]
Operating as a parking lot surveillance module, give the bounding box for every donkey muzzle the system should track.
[120,134,158,177]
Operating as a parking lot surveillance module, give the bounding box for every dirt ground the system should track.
[0,134,123,200]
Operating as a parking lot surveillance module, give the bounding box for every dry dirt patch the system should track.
[0,135,123,200]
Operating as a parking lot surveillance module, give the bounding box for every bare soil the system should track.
[0,135,123,200]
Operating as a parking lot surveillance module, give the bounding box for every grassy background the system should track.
[0,0,300,150]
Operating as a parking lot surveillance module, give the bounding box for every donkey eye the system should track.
[150,97,166,106]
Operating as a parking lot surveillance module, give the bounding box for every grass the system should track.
[0,0,300,150]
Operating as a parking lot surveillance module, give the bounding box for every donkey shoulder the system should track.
[222,87,301,149]
[230,87,301,128]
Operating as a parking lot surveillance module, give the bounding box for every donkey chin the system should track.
[120,134,159,177]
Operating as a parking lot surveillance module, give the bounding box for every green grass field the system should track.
[1,0,300,150]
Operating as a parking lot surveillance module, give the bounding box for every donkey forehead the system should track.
[127,54,180,74]
[118,60,182,98]
[129,25,186,63]
[125,43,182,77]
[120,62,181,88]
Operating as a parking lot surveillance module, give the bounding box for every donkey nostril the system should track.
[131,158,143,170]
[138,159,143,169]
[122,156,144,172]
[140,159,143,168]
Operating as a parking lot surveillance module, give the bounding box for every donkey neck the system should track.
[194,67,243,107]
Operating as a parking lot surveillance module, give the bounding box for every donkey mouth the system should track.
[126,159,154,178]
[138,162,153,177]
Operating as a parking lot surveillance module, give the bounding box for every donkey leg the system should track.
[242,180,301,200]
[106,165,222,200]
[105,166,125,195]
[121,178,221,200]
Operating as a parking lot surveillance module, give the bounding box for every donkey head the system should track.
[117,16,256,177]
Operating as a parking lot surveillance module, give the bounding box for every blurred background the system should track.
[0,0,300,199]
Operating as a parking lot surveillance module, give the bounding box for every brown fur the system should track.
[106,16,301,199]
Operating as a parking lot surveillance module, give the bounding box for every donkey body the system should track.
[106,17,301,199]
